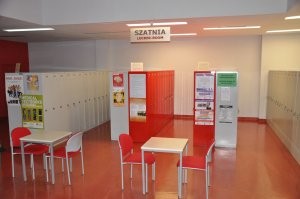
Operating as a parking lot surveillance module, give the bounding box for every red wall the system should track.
[0,40,29,117]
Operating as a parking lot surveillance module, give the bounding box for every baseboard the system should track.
[174,115,193,120]
[175,115,267,123]
[238,117,266,123]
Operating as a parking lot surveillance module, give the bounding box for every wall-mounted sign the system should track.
[131,62,144,71]
[21,94,44,129]
[130,27,170,43]
[5,74,24,105]
[217,73,237,87]
[112,73,125,107]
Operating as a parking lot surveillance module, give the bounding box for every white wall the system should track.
[260,33,300,119]
[29,41,97,71]
[29,36,262,117]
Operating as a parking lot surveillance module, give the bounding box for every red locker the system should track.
[129,71,174,142]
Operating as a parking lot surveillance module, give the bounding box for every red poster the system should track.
[113,74,124,87]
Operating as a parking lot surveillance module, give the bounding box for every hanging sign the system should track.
[130,27,170,43]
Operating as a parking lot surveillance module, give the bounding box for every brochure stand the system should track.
[128,70,174,142]
[193,71,216,146]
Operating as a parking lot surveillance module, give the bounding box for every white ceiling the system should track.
[0,2,300,42]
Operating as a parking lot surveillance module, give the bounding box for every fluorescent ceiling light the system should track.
[3,28,54,32]
[152,22,187,26]
[171,33,197,36]
[266,29,300,33]
[203,26,261,30]
[285,15,300,20]
[126,23,151,27]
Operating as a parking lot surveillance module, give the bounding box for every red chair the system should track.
[10,127,49,179]
[177,140,215,199]
[118,133,156,190]
[45,132,84,185]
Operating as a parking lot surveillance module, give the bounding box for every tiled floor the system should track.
[0,119,300,199]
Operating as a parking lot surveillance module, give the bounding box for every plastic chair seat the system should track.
[123,152,155,164]
[14,145,49,155]
[46,146,80,158]
[177,156,205,170]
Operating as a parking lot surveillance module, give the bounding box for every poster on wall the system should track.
[25,74,42,93]
[21,94,44,129]
[194,72,215,125]
[194,99,214,125]
[129,74,146,122]
[112,73,125,106]
[5,74,24,105]
[195,73,214,99]
[218,105,233,123]
[129,98,146,122]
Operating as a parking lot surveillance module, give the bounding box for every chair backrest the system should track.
[66,132,83,152]
[206,140,215,163]
[118,134,133,156]
[11,127,31,147]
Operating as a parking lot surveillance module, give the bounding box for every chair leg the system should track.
[11,153,15,177]
[81,152,84,175]
[130,164,133,179]
[205,169,209,199]
[66,157,71,185]
[152,162,155,181]
[45,156,49,182]
[184,169,187,183]
[61,158,64,172]
[31,155,35,180]
[121,163,124,190]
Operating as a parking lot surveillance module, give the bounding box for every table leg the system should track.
[50,144,55,184]
[142,149,145,194]
[21,140,27,181]
[179,151,182,198]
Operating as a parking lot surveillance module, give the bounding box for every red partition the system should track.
[129,71,174,142]
[193,71,216,146]
[0,40,29,117]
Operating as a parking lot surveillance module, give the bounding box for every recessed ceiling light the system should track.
[152,22,187,26]
[266,29,300,33]
[3,28,54,32]
[171,33,197,36]
[285,15,300,20]
[203,26,261,30]
[126,23,151,27]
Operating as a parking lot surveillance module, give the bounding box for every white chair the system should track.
[177,140,215,199]
[45,132,84,185]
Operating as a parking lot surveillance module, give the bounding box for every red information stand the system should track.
[193,71,216,146]
[129,71,174,142]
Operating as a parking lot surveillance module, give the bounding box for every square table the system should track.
[20,130,72,184]
[141,137,188,198]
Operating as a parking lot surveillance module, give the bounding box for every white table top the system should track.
[141,137,188,153]
[20,131,72,144]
